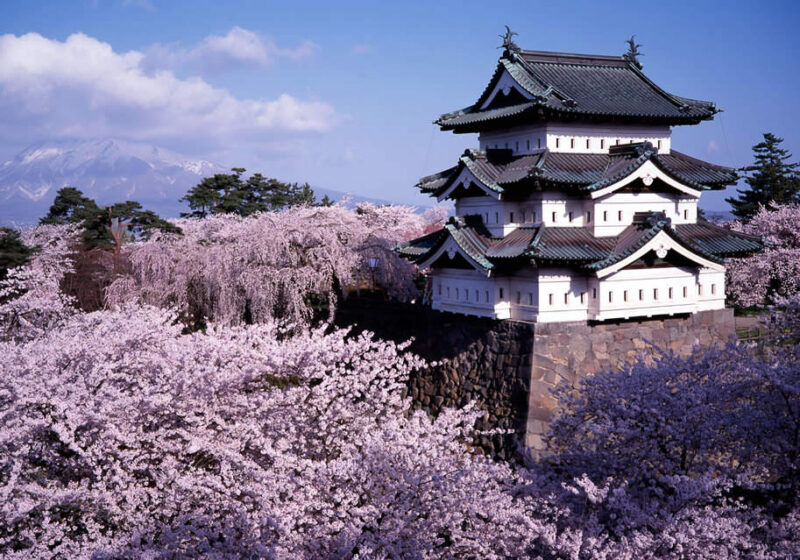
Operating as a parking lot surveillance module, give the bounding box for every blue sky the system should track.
[1,0,799,211]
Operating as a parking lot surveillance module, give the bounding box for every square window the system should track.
[669,287,674,299]
[608,291,613,303]
[510,211,514,222]
[538,138,541,149]
[711,284,716,295]
[570,138,575,149]
[549,294,554,305]
[623,290,628,302]
[654,288,658,300]
[587,211,592,222]
[485,290,489,302]
[499,287,504,299]
[586,138,590,149]
[683,286,688,298]
[516,291,521,304]
[639,289,644,300]
[475,289,479,301]
[580,292,585,304]
[564,293,569,305]
[593,288,597,299]
[552,211,557,222]
[529,292,534,305]
[556,138,560,148]
[568,211,573,221]
[600,139,605,149]
[526,139,530,150]
[618,210,623,221]
[603,211,608,222]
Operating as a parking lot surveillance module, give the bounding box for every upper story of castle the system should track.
[437,33,718,137]
[415,33,738,237]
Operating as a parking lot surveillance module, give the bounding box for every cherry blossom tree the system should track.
[542,299,800,559]
[0,223,81,341]
[0,304,560,559]
[2,218,799,559]
[726,203,800,307]
[106,203,446,326]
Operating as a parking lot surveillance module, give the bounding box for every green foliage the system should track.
[40,187,180,248]
[727,133,800,221]
[180,168,324,218]
[0,227,35,280]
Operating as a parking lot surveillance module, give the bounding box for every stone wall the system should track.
[336,298,533,461]
[336,298,736,459]
[526,308,736,450]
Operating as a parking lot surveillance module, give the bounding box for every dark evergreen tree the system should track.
[0,227,35,280]
[727,133,800,221]
[41,187,179,248]
[181,168,321,217]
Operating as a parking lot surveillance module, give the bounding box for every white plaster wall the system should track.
[508,269,540,322]
[592,192,698,237]
[536,268,590,322]
[696,269,726,311]
[432,269,512,319]
[589,266,724,321]
[479,122,671,155]
[456,194,595,234]
[431,265,725,323]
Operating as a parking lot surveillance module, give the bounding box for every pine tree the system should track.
[181,168,321,217]
[727,133,800,221]
[0,227,34,281]
[41,187,179,248]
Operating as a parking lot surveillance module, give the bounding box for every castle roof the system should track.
[397,214,763,273]
[418,143,737,200]
[437,48,718,132]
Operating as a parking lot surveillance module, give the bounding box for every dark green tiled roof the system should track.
[438,49,717,131]
[420,143,737,199]
[675,222,765,257]
[397,213,763,272]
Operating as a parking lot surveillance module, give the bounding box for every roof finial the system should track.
[498,25,521,54]
[623,35,643,68]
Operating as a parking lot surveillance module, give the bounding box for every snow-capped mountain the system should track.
[0,139,225,224]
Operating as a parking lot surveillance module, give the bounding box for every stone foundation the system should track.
[525,308,735,451]
[336,298,736,459]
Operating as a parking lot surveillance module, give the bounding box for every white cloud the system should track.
[0,32,340,153]
[143,27,319,72]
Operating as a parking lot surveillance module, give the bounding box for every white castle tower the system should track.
[399,32,763,323]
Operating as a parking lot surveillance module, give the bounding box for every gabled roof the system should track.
[438,49,718,132]
[397,213,764,274]
[417,143,737,200]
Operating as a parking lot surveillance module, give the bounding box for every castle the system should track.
[399,32,763,324]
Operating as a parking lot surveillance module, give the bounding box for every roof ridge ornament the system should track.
[498,26,521,54]
[623,35,644,69]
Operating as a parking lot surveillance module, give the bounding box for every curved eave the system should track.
[433,157,504,201]
[674,222,766,259]
[586,224,726,278]
[438,103,714,133]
